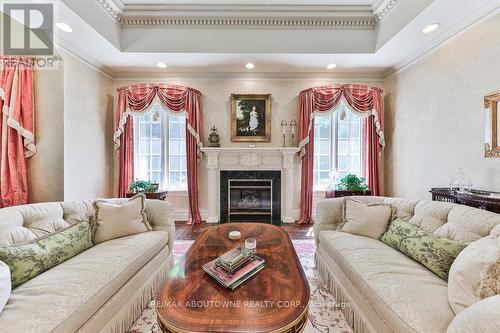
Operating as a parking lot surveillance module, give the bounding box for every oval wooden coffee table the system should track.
[156,223,310,333]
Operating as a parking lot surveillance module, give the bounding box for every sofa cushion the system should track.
[0,231,168,333]
[409,200,456,234]
[0,261,10,313]
[0,220,93,288]
[381,197,419,221]
[381,219,466,280]
[434,205,500,243]
[0,203,70,246]
[319,231,455,332]
[448,235,499,314]
[408,200,500,243]
[93,194,152,244]
[447,295,500,333]
[341,199,392,239]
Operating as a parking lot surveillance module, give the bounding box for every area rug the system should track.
[129,239,353,333]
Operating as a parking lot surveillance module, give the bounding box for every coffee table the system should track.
[156,223,310,333]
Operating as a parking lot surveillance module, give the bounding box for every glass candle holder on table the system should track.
[245,238,257,258]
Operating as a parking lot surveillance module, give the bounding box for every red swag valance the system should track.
[298,84,385,224]
[114,83,203,224]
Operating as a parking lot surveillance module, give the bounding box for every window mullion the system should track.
[149,119,152,183]
[164,114,169,190]
[134,117,139,181]
[332,112,338,171]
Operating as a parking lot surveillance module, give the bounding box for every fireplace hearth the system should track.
[220,171,281,225]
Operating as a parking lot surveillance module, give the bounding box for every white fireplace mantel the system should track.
[200,147,300,223]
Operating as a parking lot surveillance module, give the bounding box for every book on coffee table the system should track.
[203,255,265,290]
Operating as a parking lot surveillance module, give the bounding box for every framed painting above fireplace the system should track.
[231,94,271,142]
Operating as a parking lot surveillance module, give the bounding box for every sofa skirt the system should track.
[76,245,173,333]
[315,244,394,333]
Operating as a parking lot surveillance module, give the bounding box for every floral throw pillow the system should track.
[0,220,93,288]
[381,219,466,280]
[477,252,500,299]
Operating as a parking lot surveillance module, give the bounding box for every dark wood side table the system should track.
[325,189,372,198]
[430,188,500,214]
[126,191,167,201]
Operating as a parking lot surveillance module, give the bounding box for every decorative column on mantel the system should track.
[200,147,301,223]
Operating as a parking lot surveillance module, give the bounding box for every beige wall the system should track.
[383,14,500,199]
[112,77,383,218]
[28,49,114,203]
[63,50,115,201]
[29,58,65,203]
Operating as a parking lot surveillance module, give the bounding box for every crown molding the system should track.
[374,0,401,23]
[110,71,386,82]
[122,3,372,13]
[95,0,401,28]
[96,0,121,22]
[120,17,376,29]
[55,40,114,79]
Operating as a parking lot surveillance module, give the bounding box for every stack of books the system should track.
[203,246,265,290]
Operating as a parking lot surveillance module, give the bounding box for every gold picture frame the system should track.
[231,94,271,142]
[484,90,500,158]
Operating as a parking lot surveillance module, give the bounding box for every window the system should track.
[134,104,187,190]
[313,103,361,190]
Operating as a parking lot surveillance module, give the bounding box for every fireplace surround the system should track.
[200,147,300,224]
[221,171,281,225]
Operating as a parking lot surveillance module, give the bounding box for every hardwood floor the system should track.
[175,221,314,240]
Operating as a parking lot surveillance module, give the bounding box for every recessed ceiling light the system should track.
[245,63,255,69]
[55,22,73,33]
[156,62,167,69]
[326,64,337,70]
[422,23,440,34]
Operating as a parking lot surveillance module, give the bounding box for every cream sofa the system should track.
[0,199,175,333]
[314,196,500,333]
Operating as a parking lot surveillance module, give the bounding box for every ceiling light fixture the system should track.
[156,62,167,69]
[55,22,73,33]
[422,23,440,34]
[245,63,255,69]
[326,64,337,70]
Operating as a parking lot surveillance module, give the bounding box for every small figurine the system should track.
[208,126,220,147]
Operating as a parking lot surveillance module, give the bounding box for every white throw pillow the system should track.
[448,233,500,314]
[93,194,152,244]
[0,261,11,313]
[341,198,392,239]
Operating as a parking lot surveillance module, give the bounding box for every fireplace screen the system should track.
[228,179,272,223]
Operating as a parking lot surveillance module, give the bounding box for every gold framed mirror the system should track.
[484,90,500,157]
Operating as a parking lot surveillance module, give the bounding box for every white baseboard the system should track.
[172,209,208,222]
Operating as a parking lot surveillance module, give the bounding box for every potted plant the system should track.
[129,179,153,193]
[336,174,369,194]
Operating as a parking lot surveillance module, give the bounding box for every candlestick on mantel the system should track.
[280,120,288,147]
[290,120,297,146]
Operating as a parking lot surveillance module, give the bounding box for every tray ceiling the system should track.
[35,0,500,77]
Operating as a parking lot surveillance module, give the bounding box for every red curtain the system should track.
[114,83,203,225]
[0,57,35,208]
[298,84,385,224]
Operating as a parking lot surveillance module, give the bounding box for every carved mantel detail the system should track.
[201,147,300,170]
